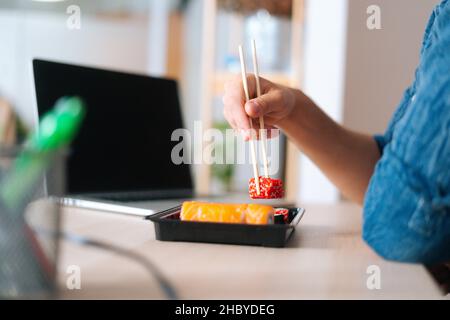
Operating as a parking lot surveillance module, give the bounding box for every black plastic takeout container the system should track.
[146,206,305,248]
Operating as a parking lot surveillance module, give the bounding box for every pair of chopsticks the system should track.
[238,40,270,195]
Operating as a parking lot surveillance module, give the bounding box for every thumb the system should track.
[244,90,281,118]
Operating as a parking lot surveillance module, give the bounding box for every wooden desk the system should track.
[57,202,443,299]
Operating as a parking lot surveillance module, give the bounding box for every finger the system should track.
[249,123,279,140]
[258,76,274,93]
[244,89,283,118]
[226,74,256,100]
[226,91,251,137]
[266,126,280,139]
[244,74,256,99]
[223,74,261,140]
[222,89,244,131]
[222,106,237,129]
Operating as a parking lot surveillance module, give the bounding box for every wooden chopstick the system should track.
[251,40,270,178]
[239,45,261,195]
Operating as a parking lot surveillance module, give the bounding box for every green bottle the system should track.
[0,96,85,214]
[0,96,85,298]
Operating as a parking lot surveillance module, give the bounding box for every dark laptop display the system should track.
[33,59,193,200]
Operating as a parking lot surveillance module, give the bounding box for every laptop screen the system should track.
[33,59,193,195]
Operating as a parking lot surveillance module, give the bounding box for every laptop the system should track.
[32,59,195,216]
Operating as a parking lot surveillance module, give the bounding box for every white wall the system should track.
[0,10,149,126]
[298,0,349,203]
[180,0,202,136]
[342,0,439,134]
[297,0,439,204]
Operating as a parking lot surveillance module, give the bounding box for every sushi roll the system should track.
[180,201,274,225]
[249,176,284,199]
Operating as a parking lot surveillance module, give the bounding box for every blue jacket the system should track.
[363,0,450,264]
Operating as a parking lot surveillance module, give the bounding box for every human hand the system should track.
[222,75,296,140]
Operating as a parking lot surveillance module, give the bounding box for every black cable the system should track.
[35,228,178,300]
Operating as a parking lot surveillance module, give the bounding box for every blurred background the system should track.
[0,0,440,204]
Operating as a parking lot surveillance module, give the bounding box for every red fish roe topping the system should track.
[249,176,284,199]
